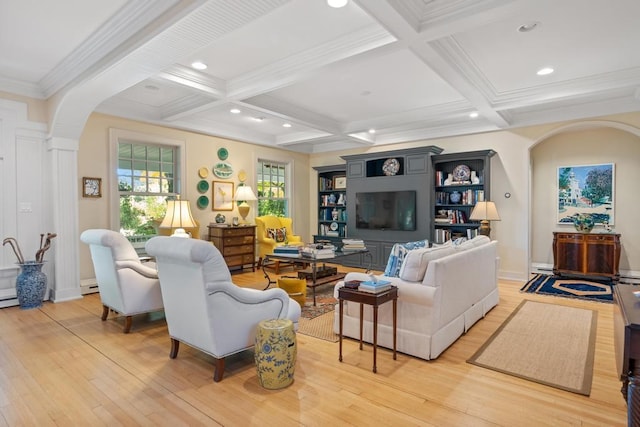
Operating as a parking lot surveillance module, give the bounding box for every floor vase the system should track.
[16,261,47,309]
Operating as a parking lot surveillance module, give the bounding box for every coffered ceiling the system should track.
[2,0,639,153]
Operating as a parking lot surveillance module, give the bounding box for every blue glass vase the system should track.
[16,261,47,309]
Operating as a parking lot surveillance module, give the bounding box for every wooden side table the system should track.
[338,285,398,373]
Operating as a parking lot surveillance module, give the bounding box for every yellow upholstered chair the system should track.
[256,215,303,273]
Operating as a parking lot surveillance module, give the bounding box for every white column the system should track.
[46,136,82,302]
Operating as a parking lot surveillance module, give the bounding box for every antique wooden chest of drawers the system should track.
[552,231,621,282]
[207,224,256,271]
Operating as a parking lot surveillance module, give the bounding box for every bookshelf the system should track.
[431,150,495,243]
[313,165,347,245]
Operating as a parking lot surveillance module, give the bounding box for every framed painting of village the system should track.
[557,163,614,225]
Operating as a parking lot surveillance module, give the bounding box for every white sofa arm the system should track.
[115,260,158,279]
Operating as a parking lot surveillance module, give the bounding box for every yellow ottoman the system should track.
[277,276,307,307]
[255,318,297,389]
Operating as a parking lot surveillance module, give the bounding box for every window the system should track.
[257,160,289,216]
[117,141,177,236]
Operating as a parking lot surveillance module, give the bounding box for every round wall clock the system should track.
[452,164,471,182]
[382,158,400,176]
[217,147,229,160]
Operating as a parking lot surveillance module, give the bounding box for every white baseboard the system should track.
[81,278,99,295]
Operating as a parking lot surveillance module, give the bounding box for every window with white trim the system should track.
[257,160,289,217]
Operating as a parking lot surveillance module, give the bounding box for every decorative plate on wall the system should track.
[238,169,247,182]
[382,158,400,176]
[217,147,229,161]
[197,180,209,193]
[198,167,209,179]
[197,195,209,209]
[213,162,233,178]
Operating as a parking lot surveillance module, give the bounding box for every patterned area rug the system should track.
[520,273,613,303]
[301,283,337,320]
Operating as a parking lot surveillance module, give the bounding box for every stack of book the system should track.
[341,238,365,252]
[301,244,335,259]
[273,245,301,257]
[358,279,392,293]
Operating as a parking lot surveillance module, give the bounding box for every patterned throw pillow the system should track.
[383,239,430,277]
[267,227,287,243]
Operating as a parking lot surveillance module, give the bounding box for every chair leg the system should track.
[123,316,133,334]
[170,338,180,359]
[274,260,280,275]
[257,257,263,267]
[101,305,109,321]
[213,358,225,382]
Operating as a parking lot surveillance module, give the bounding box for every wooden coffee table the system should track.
[338,285,398,373]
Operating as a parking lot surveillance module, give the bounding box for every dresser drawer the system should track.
[223,245,254,256]
[223,236,254,246]
[225,254,255,266]
[221,227,255,237]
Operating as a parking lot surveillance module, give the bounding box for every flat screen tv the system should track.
[355,191,416,231]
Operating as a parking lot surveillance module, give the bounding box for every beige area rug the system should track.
[468,300,597,395]
[298,311,338,342]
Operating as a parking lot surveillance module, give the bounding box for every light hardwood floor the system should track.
[0,266,628,426]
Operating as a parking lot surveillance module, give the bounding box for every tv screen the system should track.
[355,191,416,231]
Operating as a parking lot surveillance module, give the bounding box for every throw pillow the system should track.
[383,239,429,277]
[399,245,456,282]
[267,227,287,243]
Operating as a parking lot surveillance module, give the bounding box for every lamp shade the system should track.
[160,199,197,233]
[234,185,257,201]
[470,201,500,221]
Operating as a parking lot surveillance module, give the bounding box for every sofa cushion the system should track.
[383,239,429,277]
[456,235,490,251]
[267,227,287,242]
[399,245,456,282]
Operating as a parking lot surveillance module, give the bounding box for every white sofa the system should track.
[333,236,499,360]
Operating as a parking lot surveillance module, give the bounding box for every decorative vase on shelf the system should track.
[449,191,462,204]
[16,261,47,309]
[573,213,595,233]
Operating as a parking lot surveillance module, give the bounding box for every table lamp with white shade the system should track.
[160,197,197,237]
[469,201,500,238]
[234,185,258,223]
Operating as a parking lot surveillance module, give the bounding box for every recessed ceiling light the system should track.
[368,129,376,134]
[144,85,159,91]
[191,61,207,70]
[517,21,541,33]
[537,67,554,76]
[230,108,241,114]
[469,112,479,118]
[283,123,292,128]
[252,117,265,122]
[327,0,348,8]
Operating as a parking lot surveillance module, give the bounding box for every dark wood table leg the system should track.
[339,299,343,362]
[393,298,397,360]
[312,262,318,306]
[359,303,364,350]
[373,305,378,373]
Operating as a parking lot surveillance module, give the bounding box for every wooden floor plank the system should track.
[0,265,628,425]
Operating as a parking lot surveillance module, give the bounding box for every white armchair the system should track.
[145,236,301,382]
[80,229,163,333]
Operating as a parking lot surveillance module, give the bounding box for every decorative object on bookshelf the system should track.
[471,170,480,184]
[337,193,345,205]
[470,201,500,237]
[452,164,471,182]
[333,176,347,189]
[449,191,462,204]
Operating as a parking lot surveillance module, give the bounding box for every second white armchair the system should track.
[145,236,301,382]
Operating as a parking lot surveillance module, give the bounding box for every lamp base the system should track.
[477,220,491,237]
[238,203,251,224]
[171,228,191,238]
